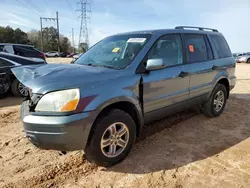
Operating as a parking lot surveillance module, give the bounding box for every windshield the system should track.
[74,34,151,69]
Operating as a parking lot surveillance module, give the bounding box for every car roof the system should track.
[0,52,44,62]
[0,43,34,47]
[112,26,222,36]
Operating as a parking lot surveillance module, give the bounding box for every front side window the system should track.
[210,35,232,59]
[74,34,151,69]
[148,34,183,66]
[184,34,208,63]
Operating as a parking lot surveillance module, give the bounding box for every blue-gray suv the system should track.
[12,26,236,166]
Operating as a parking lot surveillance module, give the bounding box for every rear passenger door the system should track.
[184,34,216,103]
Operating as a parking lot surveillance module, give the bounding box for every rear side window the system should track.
[0,58,13,67]
[210,35,231,59]
[184,34,208,63]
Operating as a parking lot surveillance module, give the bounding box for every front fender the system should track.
[81,74,144,132]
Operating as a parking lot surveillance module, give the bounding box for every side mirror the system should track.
[146,59,165,71]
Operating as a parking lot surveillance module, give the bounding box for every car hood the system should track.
[11,64,120,94]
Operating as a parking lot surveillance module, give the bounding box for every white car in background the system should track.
[71,53,83,63]
[236,53,250,63]
[45,51,59,57]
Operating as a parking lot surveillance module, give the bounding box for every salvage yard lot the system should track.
[0,59,250,188]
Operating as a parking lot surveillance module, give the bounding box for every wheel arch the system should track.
[90,99,144,140]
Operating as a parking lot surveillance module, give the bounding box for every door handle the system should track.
[212,65,219,70]
[179,71,189,78]
[212,65,226,70]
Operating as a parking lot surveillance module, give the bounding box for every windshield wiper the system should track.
[85,63,120,70]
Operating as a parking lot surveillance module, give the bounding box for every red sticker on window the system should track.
[189,45,194,52]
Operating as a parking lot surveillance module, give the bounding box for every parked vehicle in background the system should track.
[0,43,45,60]
[13,26,236,167]
[0,52,46,98]
[60,52,70,57]
[71,53,83,63]
[67,53,76,57]
[45,51,59,57]
[236,53,250,63]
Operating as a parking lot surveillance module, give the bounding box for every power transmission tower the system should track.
[40,11,60,53]
[77,0,91,50]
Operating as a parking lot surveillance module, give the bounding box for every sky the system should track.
[0,0,249,52]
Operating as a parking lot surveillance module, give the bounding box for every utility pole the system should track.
[56,11,60,54]
[40,12,60,53]
[77,0,91,50]
[72,28,75,53]
[40,17,43,52]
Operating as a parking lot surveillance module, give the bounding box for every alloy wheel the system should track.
[100,122,129,158]
[18,82,29,97]
[213,90,224,112]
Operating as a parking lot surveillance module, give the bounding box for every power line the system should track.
[65,0,77,16]
[23,0,45,15]
[77,0,91,48]
[14,0,42,16]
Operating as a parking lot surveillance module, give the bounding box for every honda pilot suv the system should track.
[12,26,236,166]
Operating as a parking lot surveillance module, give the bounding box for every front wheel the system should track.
[202,83,227,117]
[85,109,136,167]
[247,58,250,64]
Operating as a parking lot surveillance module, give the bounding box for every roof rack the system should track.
[175,26,218,32]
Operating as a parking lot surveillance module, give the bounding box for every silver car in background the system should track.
[236,53,250,63]
[45,51,59,57]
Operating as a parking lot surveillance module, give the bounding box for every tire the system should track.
[0,80,10,99]
[55,55,59,57]
[11,79,28,97]
[85,109,136,167]
[247,58,250,64]
[202,83,228,117]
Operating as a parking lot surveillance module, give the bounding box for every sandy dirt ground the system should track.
[1,60,250,188]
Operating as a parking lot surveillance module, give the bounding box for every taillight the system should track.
[39,53,45,59]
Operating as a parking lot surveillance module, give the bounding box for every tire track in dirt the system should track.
[4,152,98,188]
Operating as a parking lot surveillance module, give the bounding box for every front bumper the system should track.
[21,101,94,151]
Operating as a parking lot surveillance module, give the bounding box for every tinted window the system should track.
[204,36,214,60]
[0,45,4,52]
[0,58,13,67]
[210,35,231,59]
[184,34,208,63]
[148,34,183,66]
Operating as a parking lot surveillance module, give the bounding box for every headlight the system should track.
[35,89,80,112]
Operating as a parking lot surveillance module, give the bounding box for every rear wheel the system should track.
[11,79,29,97]
[202,83,227,117]
[85,109,136,167]
[247,58,250,63]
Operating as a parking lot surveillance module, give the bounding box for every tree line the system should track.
[0,26,73,53]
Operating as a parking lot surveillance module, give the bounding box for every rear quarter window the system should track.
[210,35,232,59]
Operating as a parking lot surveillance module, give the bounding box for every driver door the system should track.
[142,34,191,123]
